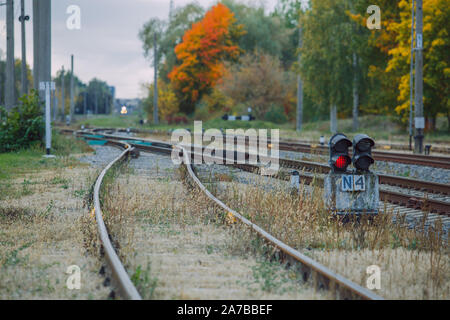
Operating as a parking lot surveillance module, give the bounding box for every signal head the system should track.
[352,134,375,172]
[329,133,352,173]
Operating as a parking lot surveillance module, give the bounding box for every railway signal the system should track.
[325,133,379,217]
[329,133,352,173]
[352,134,375,172]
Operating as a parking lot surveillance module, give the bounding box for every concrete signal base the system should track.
[324,172,379,216]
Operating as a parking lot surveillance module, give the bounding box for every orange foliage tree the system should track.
[168,3,244,114]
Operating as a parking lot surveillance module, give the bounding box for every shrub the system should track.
[263,104,288,124]
[0,90,44,153]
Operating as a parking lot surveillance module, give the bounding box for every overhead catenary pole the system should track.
[296,26,303,132]
[352,53,359,131]
[409,0,415,151]
[69,55,74,123]
[5,0,15,111]
[414,0,424,154]
[61,67,65,122]
[330,104,338,134]
[32,0,39,91]
[83,91,87,117]
[19,0,30,96]
[53,89,57,121]
[153,33,159,124]
[35,0,51,104]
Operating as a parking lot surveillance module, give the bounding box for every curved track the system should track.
[91,139,142,300]
[74,129,385,300]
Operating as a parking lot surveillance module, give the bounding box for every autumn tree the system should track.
[143,80,179,122]
[218,52,296,119]
[386,0,449,129]
[168,3,244,114]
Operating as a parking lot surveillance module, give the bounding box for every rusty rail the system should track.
[178,145,383,300]
[91,139,142,300]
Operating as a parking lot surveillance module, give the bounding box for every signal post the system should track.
[324,133,379,216]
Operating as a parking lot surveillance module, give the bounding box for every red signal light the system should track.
[335,156,348,169]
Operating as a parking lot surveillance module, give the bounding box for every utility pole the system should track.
[53,89,57,121]
[409,0,415,151]
[5,0,15,112]
[414,0,424,154]
[61,67,65,122]
[169,0,174,22]
[95,92,98,115]
[19,0,30,96]
[352,53,359,131]
[83,91,87,117]
[35,0,51,103]
[32,0,39,91]
[153,33,159,124]
[296,27,303,132]
[330,104,337,134]
[69,55,74,123]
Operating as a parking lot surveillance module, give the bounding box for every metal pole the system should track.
[53,90,58,121]
[37,0,51,103]
[414,0,424,154]
[352,53,359,131]
[409,0,415,150]
[84,91,87,117]
[41,82,54,156]
[95,91,98,114]
[5,0,15,111]
[19,0,29,96]
[70,55,74,123]
[61,67,65,122]
[153,33,159,124]
[296,27,303,132]
[330,104,337,134]
[32,0,39,91]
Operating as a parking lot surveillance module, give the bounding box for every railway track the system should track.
[73,129,384,300]
[90,138,142,300]
[75,130,450,217]
[276,141,450,170]
[78,127,450,168]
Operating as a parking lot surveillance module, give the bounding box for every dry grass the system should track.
[201,171,449,300]
[100,164,328,300]
[0,166,111,299]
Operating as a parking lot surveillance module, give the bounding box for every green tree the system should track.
[300,0,356,132]
[139,3,205,82]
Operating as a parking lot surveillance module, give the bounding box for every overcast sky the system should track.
[0,0,278,99]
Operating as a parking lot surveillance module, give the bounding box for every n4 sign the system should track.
[341,175,365,192]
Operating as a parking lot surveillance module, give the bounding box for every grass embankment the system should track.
[0,133,111,299]
[201,170,449,300]
[75,114,450,145]
[98,156,326,299]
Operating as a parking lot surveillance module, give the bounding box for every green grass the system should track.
[0,132,92,181]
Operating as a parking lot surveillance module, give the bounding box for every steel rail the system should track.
[75,130,449,214]
[78,129,382,299]
[178,145,383,300]
[92,140,142,300]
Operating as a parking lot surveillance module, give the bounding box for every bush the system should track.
[0,90,44,153]
[263,104,288,124]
